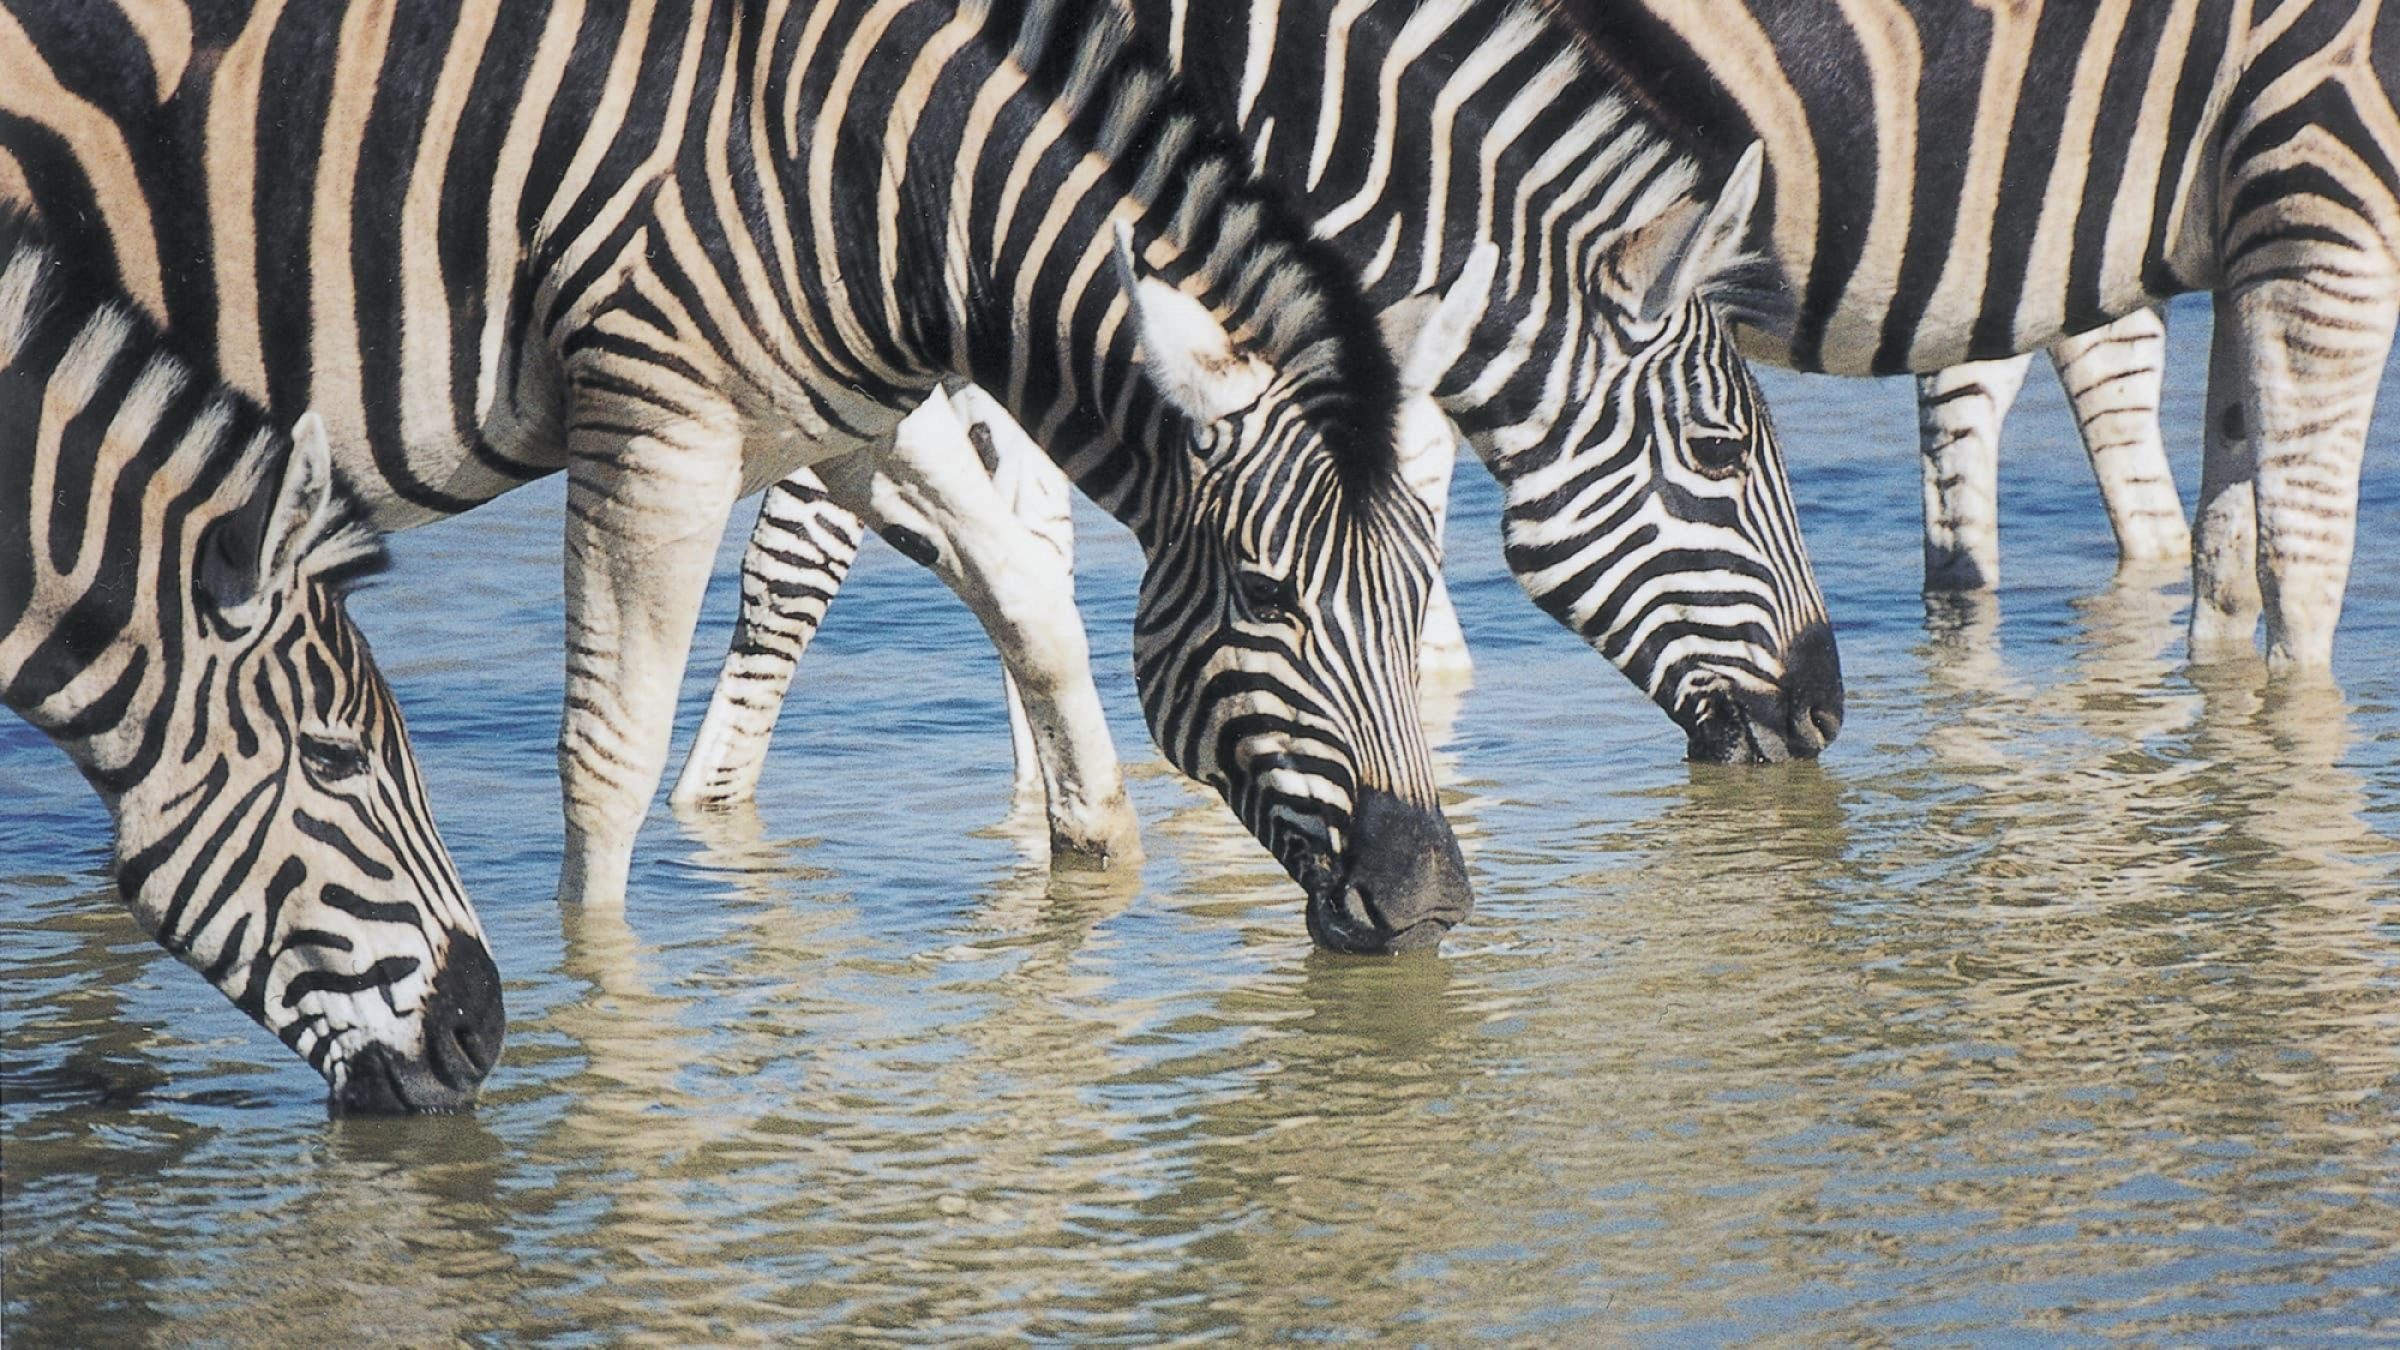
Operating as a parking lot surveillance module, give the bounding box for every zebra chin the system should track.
[324,933,506,1116]
[1677,622,1846,765]
[1296,789,1475,955]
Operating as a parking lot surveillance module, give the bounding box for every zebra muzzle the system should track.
[328,931,506,1116]
[1303,789,1473,954]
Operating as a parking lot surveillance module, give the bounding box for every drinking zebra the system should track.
[0,215,501,1113]
[0,0,1479,950]
[688,0,1850,817]
[1576,0,2398,662]
[674,299,1485,862]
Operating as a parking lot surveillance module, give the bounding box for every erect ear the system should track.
[1113,221,1277,428]
[258,411,338,586]
[194,412,337,618]
[1609,141,1766,325]
[1376,241,1499,400]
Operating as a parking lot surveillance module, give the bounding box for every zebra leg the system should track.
[1396,397,1472,683]
[821,396,1141,870]
[2191,292,2262,659]
[556,411,746,907]
[945,386,1084,810]
[2225,275,2398,672]
[670,474,863,807]
[2049,307,2190,566]
[1916,356,2029,591]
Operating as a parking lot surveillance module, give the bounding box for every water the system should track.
[6,294,2398,1342]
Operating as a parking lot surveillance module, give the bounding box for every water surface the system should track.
[6,295,2399,1341]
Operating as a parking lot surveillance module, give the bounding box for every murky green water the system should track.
[6,294,2399,1342]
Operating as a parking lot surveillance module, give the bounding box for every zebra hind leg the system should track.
[1917,355,2030,591]
[2191,292,2263,660]
[671,473,864,808]
[2224,272,2399,672]
[2049,307,2191,568]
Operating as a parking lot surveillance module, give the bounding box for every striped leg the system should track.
[2228,274,2398,672]
[945,386,1088,810]
[557,401,746,907]
[1395,396,1472,682]
[2192,291,2264,659]
[2050,307,2189,566]
[1917,356,2029,591]
[671,475,863,807]
[816,394,1139,868]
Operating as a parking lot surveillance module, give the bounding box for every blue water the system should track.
[6,292,2398,1342]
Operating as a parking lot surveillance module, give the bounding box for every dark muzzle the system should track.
[330,931,505,1116]
[1687,621,1844,764]
[1305,788,1474,954]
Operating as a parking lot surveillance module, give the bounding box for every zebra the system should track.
[0,215,502,1114]
[0,0,1481,952]
[672,304,1484,859]
[686,0,1853,813]
[1574,0,2400,664]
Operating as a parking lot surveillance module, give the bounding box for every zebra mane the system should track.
[992,0,1407,498]
[1513,0,1798,327]
[0,211,389,597]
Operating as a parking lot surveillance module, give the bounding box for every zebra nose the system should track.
[330,931,506,1116]
[1306,789,1473,954]
[424,932,507,1092]
[1782,622,1844,756]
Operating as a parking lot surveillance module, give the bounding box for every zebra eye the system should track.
[1237,569,1298,623]
[299,734,372,781]
[1687,432,1749,479]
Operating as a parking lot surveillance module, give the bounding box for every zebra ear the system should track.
[257,412,339,587]
[1113,222,1276,428]
[195,413,336,617]
[1612,141,1766,325]
[1377,242,1498,400]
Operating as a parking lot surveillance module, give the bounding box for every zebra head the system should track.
[1481,145,1843,763]
[101,414,502,1114]
[1113,230,1474,954]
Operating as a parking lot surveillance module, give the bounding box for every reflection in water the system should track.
[7,307,2397,1340]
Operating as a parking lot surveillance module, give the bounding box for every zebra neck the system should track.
[1145,0,1703,303]
[795,0,1402,538]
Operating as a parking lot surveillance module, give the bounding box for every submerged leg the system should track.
[2050,308,2190,567]
[2230,273,2397,672]
[671,473,864,807]
[1916,356,2028,591]
[557,394,746,907]
[2191,293,2263,660]
[824,394,1138,867]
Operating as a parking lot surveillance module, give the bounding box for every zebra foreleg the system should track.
[1916,355,2028,591]
[943,386,1092,812]
[820,396,1141,871]
[2224,273,2398,672]
[2050,307,2189,567]
[671,473,863,807]
[556,411,747,907]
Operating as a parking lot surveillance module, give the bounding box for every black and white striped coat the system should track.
[694,0,1854,813]
[1581,0,2400,660]
[0,0,1478,950]
[0,215,501,1114]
